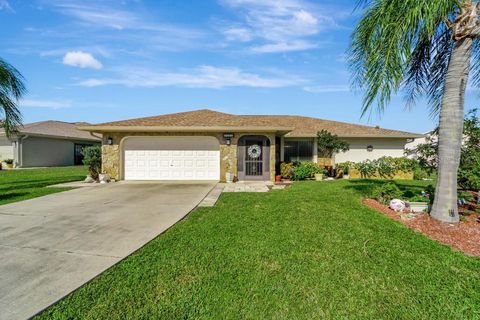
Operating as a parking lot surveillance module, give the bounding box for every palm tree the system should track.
[348,0,480,223]
[0,58,25,137]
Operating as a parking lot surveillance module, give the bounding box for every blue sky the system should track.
[1,0,477,133]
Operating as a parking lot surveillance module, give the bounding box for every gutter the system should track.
[89,132,102,140]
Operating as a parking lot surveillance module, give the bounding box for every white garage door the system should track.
[123,136,220,181]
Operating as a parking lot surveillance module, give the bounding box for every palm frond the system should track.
[0,58,26,137]
[348,0,457,117]
[469,38,480,97]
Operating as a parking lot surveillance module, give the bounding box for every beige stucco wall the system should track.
[0,137,13,160]
[334,138,408,164]
[102,132,276,182]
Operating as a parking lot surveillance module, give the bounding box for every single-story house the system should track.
[79,109,422,182]
[0,121,101,168]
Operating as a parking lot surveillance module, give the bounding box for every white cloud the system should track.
[293,10,317,25]
[223,27,253,42]
[77,65,306,89]
[48,2,139,30]
[0,0,12,11]
[220,0,336,53]
[303,85,350,93]
[38,1,208,53]
[62,51,103,69]
[20,99,72,109]
[251,40,317,53]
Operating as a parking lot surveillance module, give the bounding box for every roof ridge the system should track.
[93,109,235,126]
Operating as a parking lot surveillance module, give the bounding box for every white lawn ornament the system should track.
[389,199,406,212]
[99,173,111,184]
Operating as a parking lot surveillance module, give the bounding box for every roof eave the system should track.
[1,131,101,141]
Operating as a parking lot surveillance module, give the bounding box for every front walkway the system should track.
[0,182,215,320]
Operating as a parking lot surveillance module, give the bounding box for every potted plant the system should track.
[336,162,352,179]
[275,175,282,182]
[280,162,295,181]
[3,159,14,169]
[407,195,429,213]
[314,171,324,181]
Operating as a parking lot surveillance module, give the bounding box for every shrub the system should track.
[391,157,418,172]
[82,146,102,180]
[409,195,429,202]
[375,157,397,178]
[351,157,420,179]
[336,161,354,175]
[371,182,403,205]
[280,162,295,179]
[413,166,429,180]
[3,158,13,165]
[458,191,474,203]
[354,160,377,178]
[292,161,325,180]
[458,162,480,190]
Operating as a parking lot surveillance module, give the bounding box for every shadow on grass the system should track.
[344,179,433,198]
[0,178,84,191]
[0,192,30,201]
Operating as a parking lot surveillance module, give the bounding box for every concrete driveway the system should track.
[0,181,215,320]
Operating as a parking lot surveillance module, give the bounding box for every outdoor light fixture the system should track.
[223,133,234,146]
[366,145,374,152]
[107,137,113,145]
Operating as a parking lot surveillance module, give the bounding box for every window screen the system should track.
[284,140,313,162]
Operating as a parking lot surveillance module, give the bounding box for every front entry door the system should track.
[237,135,270,181]
[245,138,263,177]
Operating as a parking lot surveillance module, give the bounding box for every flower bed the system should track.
[363,198,480,256]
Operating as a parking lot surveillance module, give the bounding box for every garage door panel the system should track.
[124,137,220,181]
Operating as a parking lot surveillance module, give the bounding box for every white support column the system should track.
[313,137,318,163]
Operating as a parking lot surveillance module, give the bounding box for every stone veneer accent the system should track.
[101,132,276,182]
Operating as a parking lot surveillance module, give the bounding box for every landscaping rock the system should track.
[84,176,95,183]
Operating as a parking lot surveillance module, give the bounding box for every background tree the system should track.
[348,0,480,223]
[0,58,25,137]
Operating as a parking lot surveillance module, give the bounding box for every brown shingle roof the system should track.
[1,121,101,141]
[81,109,422,138]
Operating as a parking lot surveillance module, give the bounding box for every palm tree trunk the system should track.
[431,38,471,223]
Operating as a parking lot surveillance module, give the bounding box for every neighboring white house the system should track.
[405,131,435,159]
[0,121,101,168]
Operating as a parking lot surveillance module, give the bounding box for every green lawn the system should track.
[37,180,480,319]
[0,166,87,205]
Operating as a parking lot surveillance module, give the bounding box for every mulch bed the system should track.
[363,198,480,257]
